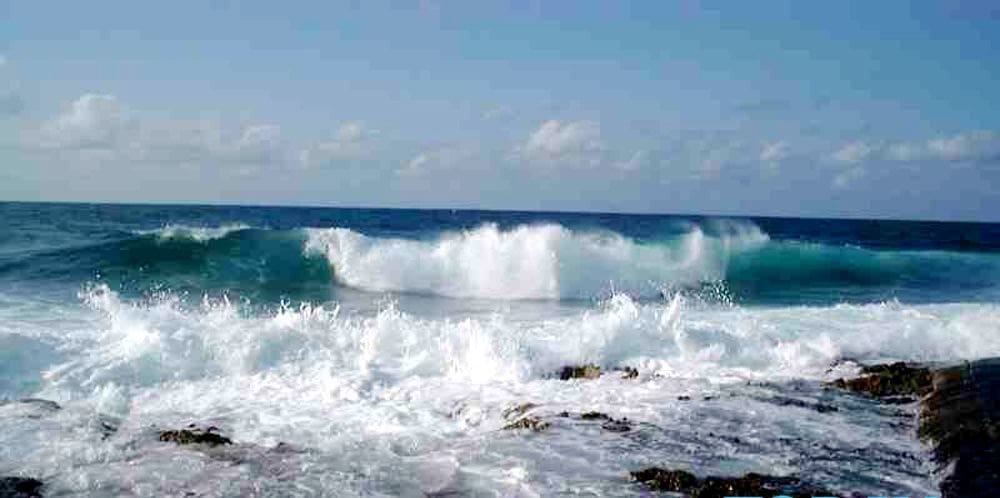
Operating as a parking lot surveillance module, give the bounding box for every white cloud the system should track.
[300,122,376,166]
[832,141,877,164]
[613,150,646,172]
[521,119,601,162]
[401,144,478,176]
[233,123,282,163]
[334,122,365,142]
[832,131,1000,165]
[37,93,130,149]
[759,141,789,163]
[28,93,288,170]
[833,166,865,189]
[925,130,999,161]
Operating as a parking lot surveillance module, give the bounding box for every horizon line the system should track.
[0,199,996,225]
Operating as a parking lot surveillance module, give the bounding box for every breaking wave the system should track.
[2,221,998,303]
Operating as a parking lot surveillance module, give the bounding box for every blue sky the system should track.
[2,1,999,220]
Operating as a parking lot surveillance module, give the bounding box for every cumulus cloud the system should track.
[27,93,286,169]
[300,122,376,166]
[401,144,478,176]
[521,119,601,162]
[36,94,131,149]
[832,131,1000,165]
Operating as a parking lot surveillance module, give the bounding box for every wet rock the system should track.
[617,366,638,379]
[919,358,1000,498]
[570,412,631,432]
[0,477,43,498]
[629,468,832,498]
[831,361,933,398]
[759,396,839,414]
[502,416,549,432]
[0,398,61,419]
[630,468,698,492]
[600,418,631,433]
[558,364,601,380]
[501,403,538,419]
[158,424,233,447]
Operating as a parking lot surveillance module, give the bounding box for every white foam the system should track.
[5,287,995,495]
[304,223,768,300]
[135,223,251,242]
[32,285,1000,399]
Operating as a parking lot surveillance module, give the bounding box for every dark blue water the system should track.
[2,201,999,306]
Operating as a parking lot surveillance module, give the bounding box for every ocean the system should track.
[2,201,999,496]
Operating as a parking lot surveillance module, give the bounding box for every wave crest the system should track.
[304,223,768,300]
[134,223,251,242]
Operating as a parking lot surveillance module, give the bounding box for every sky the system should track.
[1,1,999,221]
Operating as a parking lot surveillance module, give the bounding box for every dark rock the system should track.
[158,425,233,447]
[579,411,610,420]
[0,477,43,498]
[677,395,691,401]
[629,468,834,498]
[760,396,839,414]
[630,468,698,491]
[600,418,631,432]
[919,358,1000,498]
[558,364,601,380]
[617,366,639,379]
[831,361,932,397]
[0,399,61,419]
[502,416,549,432]
[14,399,60,411]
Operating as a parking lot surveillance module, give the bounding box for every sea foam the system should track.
[304,222,768,300]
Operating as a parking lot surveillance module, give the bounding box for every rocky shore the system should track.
[3,360,997,497]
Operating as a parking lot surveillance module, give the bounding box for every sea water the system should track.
[2,202,999,496]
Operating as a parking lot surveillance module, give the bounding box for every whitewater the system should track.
[1,202,999,496]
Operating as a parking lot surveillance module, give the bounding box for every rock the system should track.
[918,358,1000,498]
[501,403,538,419]
[570,412,631,431]
[13,399,60,411]
[758,396,838,414]
[630,468,698,491]
[0,477,43,498]
[158,425,233,447]
[831,361,933,398]
[677,395,691,401]
[617,366,639,379]
[629,468,833,498]
[0,399,61,419]
[502,416,549,432]
[600,418,631,433]
[558,364,601,380]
